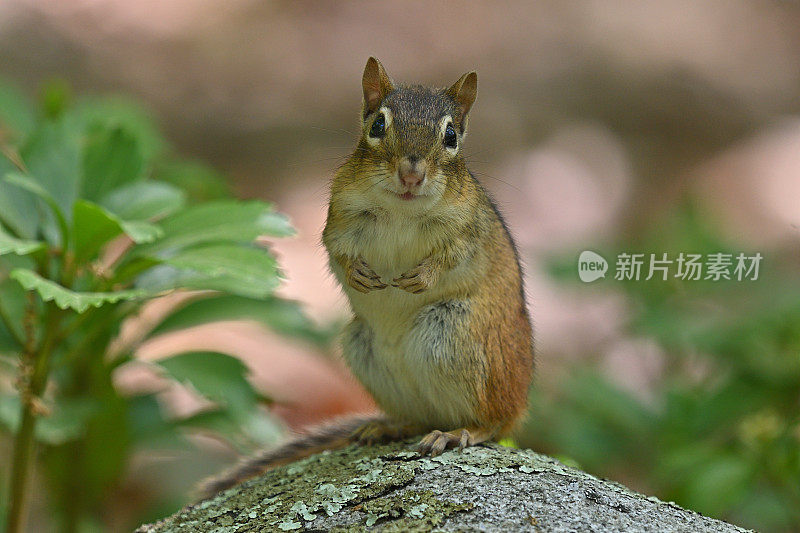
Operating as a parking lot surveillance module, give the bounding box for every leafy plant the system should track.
[0,81,324,531]
[527,203,800,532]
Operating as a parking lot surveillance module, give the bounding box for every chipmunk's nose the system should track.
[398,156,427,188]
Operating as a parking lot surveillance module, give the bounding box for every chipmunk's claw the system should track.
[347,257,387,293]
[392,264,434,294]
[417,429,473,457]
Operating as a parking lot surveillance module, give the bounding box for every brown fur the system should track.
[323,58,533,443]
[198,58,534,499]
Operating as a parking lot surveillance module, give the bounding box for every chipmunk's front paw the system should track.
[346,257,387,293]
[392,262,438,294]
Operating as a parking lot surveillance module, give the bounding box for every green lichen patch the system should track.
[141,442,420,532]
[357,489,473,531]
[418,443,558,478]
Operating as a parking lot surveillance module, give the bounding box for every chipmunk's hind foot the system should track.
[417,427,493,457]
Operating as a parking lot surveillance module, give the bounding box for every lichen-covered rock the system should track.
[136,441,752,532]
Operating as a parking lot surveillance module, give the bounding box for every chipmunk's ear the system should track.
[362,57,394,118]
[446,71,478,131]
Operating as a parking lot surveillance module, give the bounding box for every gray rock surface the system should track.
[137,440,752,532]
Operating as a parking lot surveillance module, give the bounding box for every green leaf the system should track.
[112,256,161,284]
[164,244,279,295]
[0,173,39,239]
[10,268,148,313]
[126,393,185,448]
[176,409,241,437]
[137,244,280,298]
[0,224,44,256]
[71,200,126,261]
[71,200,163,261]
[175,408,282,452]
[154,158,231,202]
[4,171,69,247]
[0,275,33,351]
[0,80,36,140]
[39,79,72,119]
[19,119,80,222]
[133,200,294,257]
[150,294,329,346]
[80,124,144,202]
[100,180,186,221]
[66,96,166,162]
[119,220,163,244]
[156,352,259,417]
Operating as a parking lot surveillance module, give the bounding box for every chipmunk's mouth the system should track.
[385,188,423,201]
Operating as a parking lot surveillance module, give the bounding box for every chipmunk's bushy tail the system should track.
[195,414,377,501]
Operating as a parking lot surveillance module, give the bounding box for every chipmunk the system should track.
[198,57,533,499]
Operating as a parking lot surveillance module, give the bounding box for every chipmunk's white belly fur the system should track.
[332,213,481,429]
[341,304,478,429]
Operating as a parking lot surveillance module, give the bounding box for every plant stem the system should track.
[6,395,38,533]
[5,304,63,533]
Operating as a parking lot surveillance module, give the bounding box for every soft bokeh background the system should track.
[1,1,800,531]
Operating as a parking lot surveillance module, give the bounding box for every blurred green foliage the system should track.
[0,80,328,531]
[2,76,797,533]
[526,203,800,532]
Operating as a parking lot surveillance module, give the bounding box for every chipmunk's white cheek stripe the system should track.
[380,107,393,128]
[438,115,453,137]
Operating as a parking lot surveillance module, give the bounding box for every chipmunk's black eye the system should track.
[369,113,386,138]
[444,123,457,149]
